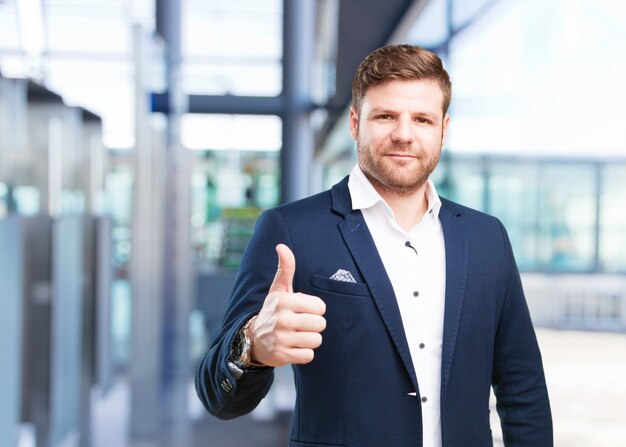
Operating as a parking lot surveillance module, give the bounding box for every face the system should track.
[350,79,449,197]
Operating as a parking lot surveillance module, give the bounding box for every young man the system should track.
[196,44,553,447]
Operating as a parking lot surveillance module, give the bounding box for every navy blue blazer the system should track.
[196,177,553,447]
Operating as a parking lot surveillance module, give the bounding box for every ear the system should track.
[441,114,450,147]
[349,106,359,141]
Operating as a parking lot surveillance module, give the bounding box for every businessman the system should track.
[196,44,552,447]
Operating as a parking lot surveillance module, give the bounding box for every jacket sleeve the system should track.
[195,208,293,420]
[493,220,553,446]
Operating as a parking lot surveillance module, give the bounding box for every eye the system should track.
[415,117,432,124]
[375,114,393,120]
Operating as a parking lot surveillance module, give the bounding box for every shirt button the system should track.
[413,291,419,297]
[405,240,417,255]
[421,396,428,403]
[419,343,425,349]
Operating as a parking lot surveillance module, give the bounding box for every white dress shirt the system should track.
[348,164,446,447]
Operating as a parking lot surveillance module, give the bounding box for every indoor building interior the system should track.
[1,0,626,446]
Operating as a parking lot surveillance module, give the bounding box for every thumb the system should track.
[269,244,295,293]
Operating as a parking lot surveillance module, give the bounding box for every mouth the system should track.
[385,153,418,160]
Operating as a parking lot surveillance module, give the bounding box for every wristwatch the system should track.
[228,316,267,379]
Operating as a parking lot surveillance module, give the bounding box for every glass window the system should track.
[0,182,7,218]
[446,0,626,158]
[435,157,609,273]
[436,157,484,211]
[451,0,498,29]
[536,164,596,272]
[599,164,626,272]
[181,114,281,151]
[322,157,355,191]
[182,0,282,97]
[405,0,449,48]
[46,15,130,54]
[0,2,21,51]
[190,150,279,268]
[489,161,539,271]
[105,164,133,267]
[45,60,135,149]
[13,185,40,215]
[182,60,281,96]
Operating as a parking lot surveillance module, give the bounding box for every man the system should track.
[196,44,552,447]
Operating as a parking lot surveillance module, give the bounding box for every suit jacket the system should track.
[195,177,553,447]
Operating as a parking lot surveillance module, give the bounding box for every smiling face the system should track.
[350,79,450,197]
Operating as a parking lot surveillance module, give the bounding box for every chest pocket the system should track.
[310,274,370,297]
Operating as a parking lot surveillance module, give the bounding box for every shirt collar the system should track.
[348,164,442,220]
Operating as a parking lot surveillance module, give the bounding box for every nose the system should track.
[390,117,414,144]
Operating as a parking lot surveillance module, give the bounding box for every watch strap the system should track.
[228,316,268,378]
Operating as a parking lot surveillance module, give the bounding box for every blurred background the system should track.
[1,0,625,446]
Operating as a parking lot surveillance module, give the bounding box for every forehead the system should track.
[361,79,445,116]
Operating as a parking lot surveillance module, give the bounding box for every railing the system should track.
[522,274,626,332]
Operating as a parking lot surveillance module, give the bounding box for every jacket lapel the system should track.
[438,200,469,403]
[330,180,470,396]
[332,179,419,390]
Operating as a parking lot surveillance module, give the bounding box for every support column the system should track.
[0,217,23,447]
[281,0,317,204]
[156,0,193,445]
[130,24,165,440]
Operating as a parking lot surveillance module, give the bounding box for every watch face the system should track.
[236,332,247,358]
[231,317,267,369]
[229,329,245,362]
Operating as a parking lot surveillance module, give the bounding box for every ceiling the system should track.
[0,0,421,149]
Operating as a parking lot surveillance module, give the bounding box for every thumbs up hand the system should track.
[249,244,327,367]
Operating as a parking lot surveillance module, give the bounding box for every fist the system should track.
[250,244,327,367]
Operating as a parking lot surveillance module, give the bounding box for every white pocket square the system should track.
[329,269,356,283]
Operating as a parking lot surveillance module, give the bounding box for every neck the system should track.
[373,182,429,232]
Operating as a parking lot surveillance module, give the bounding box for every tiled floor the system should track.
[536,329,626,447]
[191,412,291,447]
[488,328,626,447]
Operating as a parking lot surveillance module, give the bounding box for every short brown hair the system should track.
[351,44,452,115]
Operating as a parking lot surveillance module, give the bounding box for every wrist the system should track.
[240,315,265,366]
[229,315,266,375]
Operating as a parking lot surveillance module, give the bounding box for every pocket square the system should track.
[329,269,356,283]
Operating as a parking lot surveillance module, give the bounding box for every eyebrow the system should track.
[363,108,387,116]
[368,108,440,119]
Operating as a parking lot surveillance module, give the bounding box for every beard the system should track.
[357,137,441,197]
